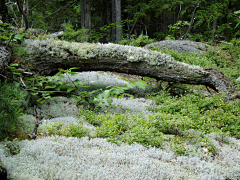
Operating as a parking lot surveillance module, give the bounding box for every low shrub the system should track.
[118,34,156,47]
[0,81,27,140]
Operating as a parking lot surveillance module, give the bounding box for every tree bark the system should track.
[111,0,116,41]
[80,0,91,31]
[16,0,29,30]
[111,0,122,41]
[115,0,122,41]
[17,39,239,100]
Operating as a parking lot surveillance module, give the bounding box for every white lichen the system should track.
[24,39,207,75]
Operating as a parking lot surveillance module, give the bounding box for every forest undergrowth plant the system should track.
[118,34,156,47]
[0,81,27,140]
[2,138,22,155]
[78,109,223,156]
[8,63,147,139]
[148,90,240,137]
[0,22,25,46]
[61,23,89,42]
[153,44,240,83]
[10,64,147,110]
[64,122,89,138]
[41,120,89,138]
[167,20,190,40]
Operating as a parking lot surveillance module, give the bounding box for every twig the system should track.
[32,3,69,27]
[16,0,29,30]
[5,34,13,48]
[0,74,7,79]
[66,73,80,91]
[32,105,39,136]
[20,77,26,88]
[205,85,212,95]
[8,0,21,28]
[14,122,39,139]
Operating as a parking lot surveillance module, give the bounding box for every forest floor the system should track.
[0,71,240,180]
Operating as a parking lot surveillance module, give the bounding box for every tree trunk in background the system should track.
[21,0,26,28]
[16,0,28,30]
[212,17,218,45]
[8,0,20,28]
[0,0,8,23]
[115,0,122,41]
[112,0,122,41]
[111,0,116,41]
[80,0,91,31]
[28,2,32,28]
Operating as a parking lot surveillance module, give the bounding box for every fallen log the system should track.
[7,39,240,100]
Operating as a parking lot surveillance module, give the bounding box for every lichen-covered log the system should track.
[0,46,11,78]
[23,39,239,100]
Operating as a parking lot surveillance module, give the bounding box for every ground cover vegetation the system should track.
[0,0,240,179]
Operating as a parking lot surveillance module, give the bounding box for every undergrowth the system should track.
[78,88,240,155]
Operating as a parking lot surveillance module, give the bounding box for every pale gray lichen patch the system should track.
[24,39,208,75]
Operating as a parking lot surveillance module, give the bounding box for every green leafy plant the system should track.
[10,64,147,110]
[0,81,27,139]
[167,21,190,39]
[64,123,89,138]
[46,121,64,136]
[24,29,50,40]
[0,22,24,45]
[2,138,22,155]
[148,90,240,137]
[118,34,156,47]
[61,23,89,42]
[234,10,240,28]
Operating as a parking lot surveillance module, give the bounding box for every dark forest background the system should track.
[1,0,240,43]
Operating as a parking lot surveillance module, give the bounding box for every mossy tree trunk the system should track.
[4,39,240,100]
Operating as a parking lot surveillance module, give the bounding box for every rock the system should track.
[236,76,240,82]
[144,40,211,54]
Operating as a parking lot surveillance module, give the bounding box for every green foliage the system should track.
[79,108,223,155]
[0,22,24,45]
[220,38,240,63]
[81,111,164,147]
[24,29,50,40]
[61,23,89,42]
[61,22,123,43]
[234,10,240,28]
[153,43,240,82]
[167,20,190,39]
[193,1,237,41]
[10,64,146,110]
[118,34,156,47]
[46,121,64,136]
[43,121,89,138]
[2,138,22,155]
[14,0,240,42]
[64,123,89,138]
[148,91,240,137]
[0,81,27,139]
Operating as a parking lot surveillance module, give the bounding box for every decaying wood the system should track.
[2,39,240,100]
